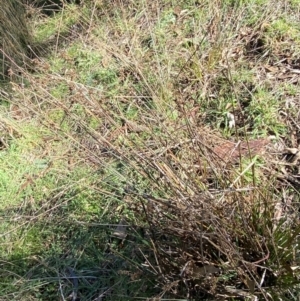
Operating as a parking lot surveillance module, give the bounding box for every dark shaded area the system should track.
[23,0,81,15]
[0,192,157,301]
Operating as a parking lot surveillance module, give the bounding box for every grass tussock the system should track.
[0,1,32,80]
[0,0,300,300]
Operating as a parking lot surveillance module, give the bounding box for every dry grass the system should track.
[0,0,300,300]
[0,1,32,79]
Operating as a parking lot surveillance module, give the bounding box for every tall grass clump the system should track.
[0,0,300,300]
[0,0,32,80]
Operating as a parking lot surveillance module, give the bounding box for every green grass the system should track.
[0,0,300,300]
[33,4,81,43]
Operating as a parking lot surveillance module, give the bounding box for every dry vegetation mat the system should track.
[0,0,300,300]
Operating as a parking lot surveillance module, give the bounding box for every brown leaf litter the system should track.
[212,138,270,164]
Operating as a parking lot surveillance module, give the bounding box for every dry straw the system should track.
[0,0,32,79]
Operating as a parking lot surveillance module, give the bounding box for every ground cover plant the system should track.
[0,0,300,300]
